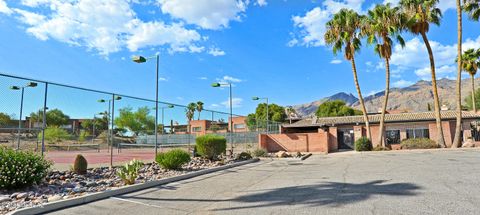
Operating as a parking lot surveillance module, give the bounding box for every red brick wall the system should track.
[327,127,338,152]
[259,132,329,153]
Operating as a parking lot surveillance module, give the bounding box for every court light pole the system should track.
[98,95,121,168]
[211,82,234,156]
[10,82,38,150]
[132,54,161,155]
[252,96,269,134]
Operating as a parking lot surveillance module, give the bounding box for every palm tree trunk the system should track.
[421,32,447,148]
[350,54,371,140]
[378,58,390,147]
[471,73,476,112]
[453,0,463,148]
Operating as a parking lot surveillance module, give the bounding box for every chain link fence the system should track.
[0,73,281,170]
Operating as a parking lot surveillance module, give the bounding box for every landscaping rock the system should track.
[0,196,10,203]
[276,151,289,158]
[47,195,63,202]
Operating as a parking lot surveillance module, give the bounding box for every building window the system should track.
[385,130,400,144]
[406,128,429,139]
[234,124,246,129]
[192,126,202,132]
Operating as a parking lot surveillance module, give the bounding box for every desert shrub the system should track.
[400,138,438,149]
[156,149,191,170]
[355,137,372,151]
[252,148,268,157]
[78,130,90,142]
[0,147,52,189]
[195,134,227,160]
[38,126,71,144]
[373,146,391,151]
[117,159,144,185]
[237,152,252,160]
[73,154,88,174]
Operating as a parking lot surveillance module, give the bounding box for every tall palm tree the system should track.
[453,0,463,148]
[325,9,372,140]
[363,4,406,147]
[399,0,446,147]
[186,102,196,133]
[285,106,297,124]
[464,0,480,21]
[461,48,480,112]
[196,101,204,120]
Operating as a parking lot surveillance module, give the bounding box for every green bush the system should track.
[372,146,391,151]
[355,137,372,151]
[78,130,90,142]
[237,152,252,160]
[38,126,71,144]
[156,149,191,170]
[73,154,88,174]
[117,159,144,185]
[195,134,227,160]
[252,148,268,157]
[400,138,438,149]
[0,147,52,189]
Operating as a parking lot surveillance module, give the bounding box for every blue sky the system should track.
[0,0,479,120]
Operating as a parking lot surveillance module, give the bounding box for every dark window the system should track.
[406,128,429,139]
[385,130,400,144]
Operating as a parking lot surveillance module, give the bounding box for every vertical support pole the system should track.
[266,98,269,134]
[110,94,115,168]
[229,83,233,156]
[154,55,159,156]
[41,83,48,157]
[17,88,25,150]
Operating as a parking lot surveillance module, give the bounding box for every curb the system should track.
[9,158,260,215]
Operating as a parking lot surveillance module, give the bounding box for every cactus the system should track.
[73,154,88,175]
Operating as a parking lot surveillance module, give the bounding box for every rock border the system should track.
[8,158,260,215]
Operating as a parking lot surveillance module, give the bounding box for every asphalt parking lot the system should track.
[49,149,480,215]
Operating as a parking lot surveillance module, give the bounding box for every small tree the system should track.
[0,112,14,127]
[316,100,361,117]
[114,106,155,136]
[29,108,70,127]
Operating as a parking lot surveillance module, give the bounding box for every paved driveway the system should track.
[49,149,480,215]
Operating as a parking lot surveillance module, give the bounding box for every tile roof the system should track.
[283,111,480,128]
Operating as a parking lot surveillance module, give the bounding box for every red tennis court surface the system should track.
[45,149,156,170]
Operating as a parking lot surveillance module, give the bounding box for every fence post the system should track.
[110,94,115,168]
[41,83,48,157]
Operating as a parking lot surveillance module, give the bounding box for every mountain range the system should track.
[292,78,479,117]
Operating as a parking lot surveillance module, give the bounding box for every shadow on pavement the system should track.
[124,180,420,211]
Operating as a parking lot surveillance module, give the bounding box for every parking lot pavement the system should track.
[49,149,480,215]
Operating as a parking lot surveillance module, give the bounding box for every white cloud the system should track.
[391,36,480,79]
[208,47,226,56]
[290,0,364,47]
[392,79,414,88]
[217,75,242,83]
[176,96,184,100]
[158,0,248,30]
[256,0,267,6]
[221,97,243,108]
[414,65,456,80]
[0,0,12,15]
[159,77,168,81]
[210,103,220,108]
[199,77,208,80]
[12,0,214,56]
[330,59,342,64]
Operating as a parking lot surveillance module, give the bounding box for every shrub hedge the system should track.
[156,149,191,170]
[195,135,227,160]
[355,137,372,151]
[0,147,52,189]
[400,138,438,149]
[237,152,252,160]
[252,148,268,157]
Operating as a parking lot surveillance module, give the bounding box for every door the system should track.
[338,129,354,150]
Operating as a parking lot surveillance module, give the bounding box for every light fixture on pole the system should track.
[252,96,269,134]
[132,54,161,155]
[211,82,234,156]
[10,82,38,150]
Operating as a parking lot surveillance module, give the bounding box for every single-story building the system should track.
[259,111,480,153]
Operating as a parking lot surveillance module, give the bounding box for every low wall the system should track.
[259,133,329,153]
